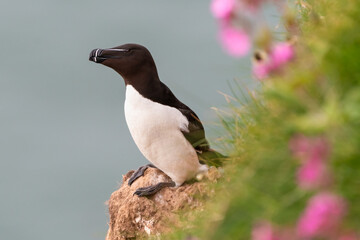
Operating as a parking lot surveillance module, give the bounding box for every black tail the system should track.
[198,149,227,167]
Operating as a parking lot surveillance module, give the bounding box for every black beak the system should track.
[89,48,128,63]
[89,48,106,63]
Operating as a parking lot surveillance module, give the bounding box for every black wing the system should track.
[177,108,209,152]
[178,107,224,167]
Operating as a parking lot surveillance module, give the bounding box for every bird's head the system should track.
[89,43,158,83]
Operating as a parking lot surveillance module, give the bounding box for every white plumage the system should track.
[124,85,205,186]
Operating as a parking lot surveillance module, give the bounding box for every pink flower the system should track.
[297,156,330,189]
[297,193,346,238]
[210,0,236,19]
[253,59,271,79]
[290,135,329,162]
[252,222,281,240]
[290,135,330,189]
[289,135,312,159]
[252,42,294,79]
[270,42,294,69]
[338,233,359,240]
[219,26,251,57]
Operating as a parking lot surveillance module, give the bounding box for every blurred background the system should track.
[0,1,257,239]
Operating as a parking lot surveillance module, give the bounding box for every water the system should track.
[0,1,264,239]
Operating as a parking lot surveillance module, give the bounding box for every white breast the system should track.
[124,85,201,186]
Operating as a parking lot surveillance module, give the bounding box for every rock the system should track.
[105,167,219,240]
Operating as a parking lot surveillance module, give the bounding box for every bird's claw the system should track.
[133,181,175,197]
[128,164,156,186]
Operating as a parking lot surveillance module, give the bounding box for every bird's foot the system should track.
[133,181,176,197]
[128,164,157,186]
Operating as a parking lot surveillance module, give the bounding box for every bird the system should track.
[89,43,224,197]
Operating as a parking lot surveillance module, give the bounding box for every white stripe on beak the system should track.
[104,48,128,52]
[94,49,100,63]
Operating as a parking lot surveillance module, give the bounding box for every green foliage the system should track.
[167,0,360,239]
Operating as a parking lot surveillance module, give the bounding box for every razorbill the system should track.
[89,44,223,196]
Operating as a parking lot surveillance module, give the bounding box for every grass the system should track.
[164,0,360,239]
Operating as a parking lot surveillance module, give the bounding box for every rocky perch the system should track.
[105,167,221,240]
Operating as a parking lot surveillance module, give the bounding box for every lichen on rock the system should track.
[105,167,220,240]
